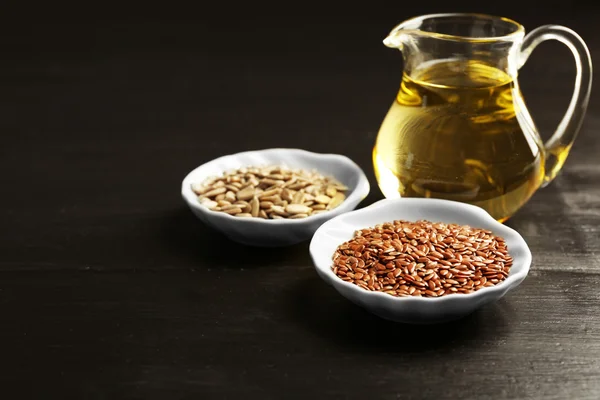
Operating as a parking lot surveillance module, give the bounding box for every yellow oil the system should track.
[373,59,546,222]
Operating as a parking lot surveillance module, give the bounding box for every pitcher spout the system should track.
[383,27,408,49]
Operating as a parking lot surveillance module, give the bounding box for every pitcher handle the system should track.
[518,25,592,186]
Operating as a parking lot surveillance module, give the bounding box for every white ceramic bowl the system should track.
[181,148,370,246]
[310,198,531,324]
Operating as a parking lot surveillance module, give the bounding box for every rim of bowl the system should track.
[310,197,532,302]
[181,148,371,224]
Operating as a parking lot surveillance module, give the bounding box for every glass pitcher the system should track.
[373,13,592,222]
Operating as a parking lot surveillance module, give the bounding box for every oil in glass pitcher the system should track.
[373,13,592,222]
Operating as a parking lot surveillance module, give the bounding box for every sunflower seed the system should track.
[192,165,349,219]
[286,204,312,215]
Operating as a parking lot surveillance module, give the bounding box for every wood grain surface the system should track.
[1,3,599,399]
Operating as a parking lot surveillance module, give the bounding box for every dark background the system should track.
[1,1,599,399]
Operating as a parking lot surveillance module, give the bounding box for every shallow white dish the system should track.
[310,198,531,324]
[181,148,370,246]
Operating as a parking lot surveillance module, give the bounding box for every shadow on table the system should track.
[284,276,514,354]
[159,208,311,269]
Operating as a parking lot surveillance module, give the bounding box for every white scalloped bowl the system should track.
[181,148,370,246]
[310,198,531,324]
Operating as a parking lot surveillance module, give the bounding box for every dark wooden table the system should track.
[2,4,599,399]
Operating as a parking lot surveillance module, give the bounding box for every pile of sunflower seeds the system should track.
[192,165,348,219]
[332,220,513,297]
